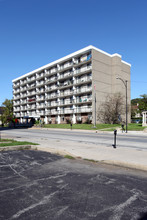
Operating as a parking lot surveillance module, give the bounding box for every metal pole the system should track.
[116,77,128,133]
[126,80,128,133]
[94,92,96,127]
[112,130,117,148]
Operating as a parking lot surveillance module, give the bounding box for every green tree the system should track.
[131,94,147,118]
[138,94,147,112]
[0,99,13,125]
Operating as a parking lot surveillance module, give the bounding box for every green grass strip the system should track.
[0,139,38,147]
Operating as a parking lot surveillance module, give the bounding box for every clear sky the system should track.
[0,0,147,105]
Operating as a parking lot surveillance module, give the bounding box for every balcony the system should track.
[37,97,45,102]
[27,76,36,82]
[49,103,58,108]
[14,107,20,112]
[46,87,58,92]
[73,55,92,67]
[62,109,73,114]
[58,63,73,73]
[28,91,36,97]
[59,100,73,106]
[27,85,36,90]
[20,87,27,92]
[36,82,45,87]
[50,110,58,115]
[45,94,58,100]
[74,77,92,86]
[28,98,36,103]
[74,66,92,76]
[36,73,45,80]
[59,91,73,98]
[15,113,21,117]
[75,98,92,105]
[28,105,36,110]
[13,102,20,106]
[37,105,45,109]
[13,83,20,88]
[21,106,27,111]
[13,96,20,100]
[37,89,45,94]
[13,89,20,94]
[21,100,27,105]
[74,87,92,95]
[58,81,73,89]
[58,72,73,80]
[45,77,57,85]
[45,68,57,77]
[76,107,92,113]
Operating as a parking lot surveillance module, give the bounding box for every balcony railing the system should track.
[27,77,36,82]
[59,100,73,106]
[51,110,58,115]
[59,63,73,72]
[37,97,45,101]
[20,87,27,92]
[45,77,57,84]
[76,107,92,113]
[13,96,20,100]
[13,102,20,106]
[37,105,45,109]
[74,77,92,85]
[13,90,20,94]
[13,83,20,88]
[36,82,45,87]
[58,72,73,80]
[74,66,92,75]
[20,81,27,85]
[36,74,44,80]
[74,87,92,94]
[75,98,92,104]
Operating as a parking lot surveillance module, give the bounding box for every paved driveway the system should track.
[0,150,147,220]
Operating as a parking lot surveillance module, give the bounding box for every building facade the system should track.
[12,45,131,124]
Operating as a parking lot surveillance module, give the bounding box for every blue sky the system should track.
[0,0,147,105]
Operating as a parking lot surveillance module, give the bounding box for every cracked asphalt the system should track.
[0,150,147,220]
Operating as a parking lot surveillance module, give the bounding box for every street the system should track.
[1,128,147,151]
[0,150,147,220]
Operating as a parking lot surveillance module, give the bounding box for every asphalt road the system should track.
[1,128,147,150]
[0,150,147,220]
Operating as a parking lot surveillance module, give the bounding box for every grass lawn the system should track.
[127,123,146,131]
[0,139,38,147]
[43,123,119,130]
[43,123,146,131]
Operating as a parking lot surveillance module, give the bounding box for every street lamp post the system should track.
[93,85,96,128]
[116,77,128,133]
[94,92,96,127]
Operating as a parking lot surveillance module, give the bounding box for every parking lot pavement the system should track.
[0,150,147,220]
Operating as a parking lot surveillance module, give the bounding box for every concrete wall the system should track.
[92,49,131,123]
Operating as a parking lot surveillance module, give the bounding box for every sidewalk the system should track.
[34,129,147,172]
[2,128,147,172]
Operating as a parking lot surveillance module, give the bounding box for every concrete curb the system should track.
[29,127,147,135]
[0,145,37,151]
[100,160,147,172]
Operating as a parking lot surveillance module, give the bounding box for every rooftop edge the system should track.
[12,45,131,82]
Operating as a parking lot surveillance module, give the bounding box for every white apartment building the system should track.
[12,45,131,124]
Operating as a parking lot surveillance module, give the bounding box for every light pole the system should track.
[94,92,96,127]
[116,77,128,133]
[93,84,96,128]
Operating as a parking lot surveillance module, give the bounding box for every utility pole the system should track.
[116,77,128,133]
[94,84,96,128]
